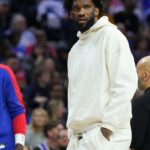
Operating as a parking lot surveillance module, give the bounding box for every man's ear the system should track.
[95,8,100,18]
[143,70,150,82]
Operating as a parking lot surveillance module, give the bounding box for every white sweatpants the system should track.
[67,126,131,150]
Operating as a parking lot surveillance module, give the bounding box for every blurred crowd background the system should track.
[0,0,150,149]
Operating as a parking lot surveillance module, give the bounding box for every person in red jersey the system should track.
[0,64,26,150]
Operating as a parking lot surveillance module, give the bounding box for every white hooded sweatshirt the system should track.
[67,16,137,134]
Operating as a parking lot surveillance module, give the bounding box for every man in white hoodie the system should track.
[64,0,138,150]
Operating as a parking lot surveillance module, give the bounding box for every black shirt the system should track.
[131,88,150,150]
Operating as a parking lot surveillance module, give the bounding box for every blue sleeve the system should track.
[4,69,25,119]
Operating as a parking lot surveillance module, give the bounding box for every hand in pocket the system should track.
[100,127,112,141]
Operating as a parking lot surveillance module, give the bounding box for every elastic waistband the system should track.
[73,123,101,135]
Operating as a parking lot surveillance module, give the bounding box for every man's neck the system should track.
[144,87,150,93]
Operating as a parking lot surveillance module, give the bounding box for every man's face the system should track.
[137,66,145,90]
[70,0,99,32]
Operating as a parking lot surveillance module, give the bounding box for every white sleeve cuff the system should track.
[15,134,25,146]
[101,122,116,133]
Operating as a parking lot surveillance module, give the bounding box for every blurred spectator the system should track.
[49,82,68,108]
[5,54,27,91]
[107,0,124,14]
[116,23,127,35]
[11,0,38,27]
[37,0,66,41]
[46,100,66,124]
[33,121,59,150]
[142,0,150,14]
[26,30,58,59]
[31,45,47,67]
[114,0,140,35]
[56,122,64,133]
[5,54,20,71]
[56,43,68,73]
[51,71,63,85]
[57,129,68,150]
[50,83,65,101]
[45,58,56,74]
[34,30,46,45]
[133,37,150,64]
[0,38,12,62]
[26,108,49,149]
[139,25,150,39]
[26,30,47,56]
[7,13,36,57]
[0,0,11,35]
[147,14,150,26]
[25,66,51,110]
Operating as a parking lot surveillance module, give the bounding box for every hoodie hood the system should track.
[77,16,117,39]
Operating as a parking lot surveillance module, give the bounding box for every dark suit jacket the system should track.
[131,88,150,150]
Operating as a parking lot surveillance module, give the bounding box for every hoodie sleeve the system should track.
[101,29,138,132]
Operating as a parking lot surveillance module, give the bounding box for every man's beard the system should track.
[74,16,95,33]
[138,79,144,91]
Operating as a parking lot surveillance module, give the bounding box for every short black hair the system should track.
[64,0,104,13]
[43,121,59,138]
